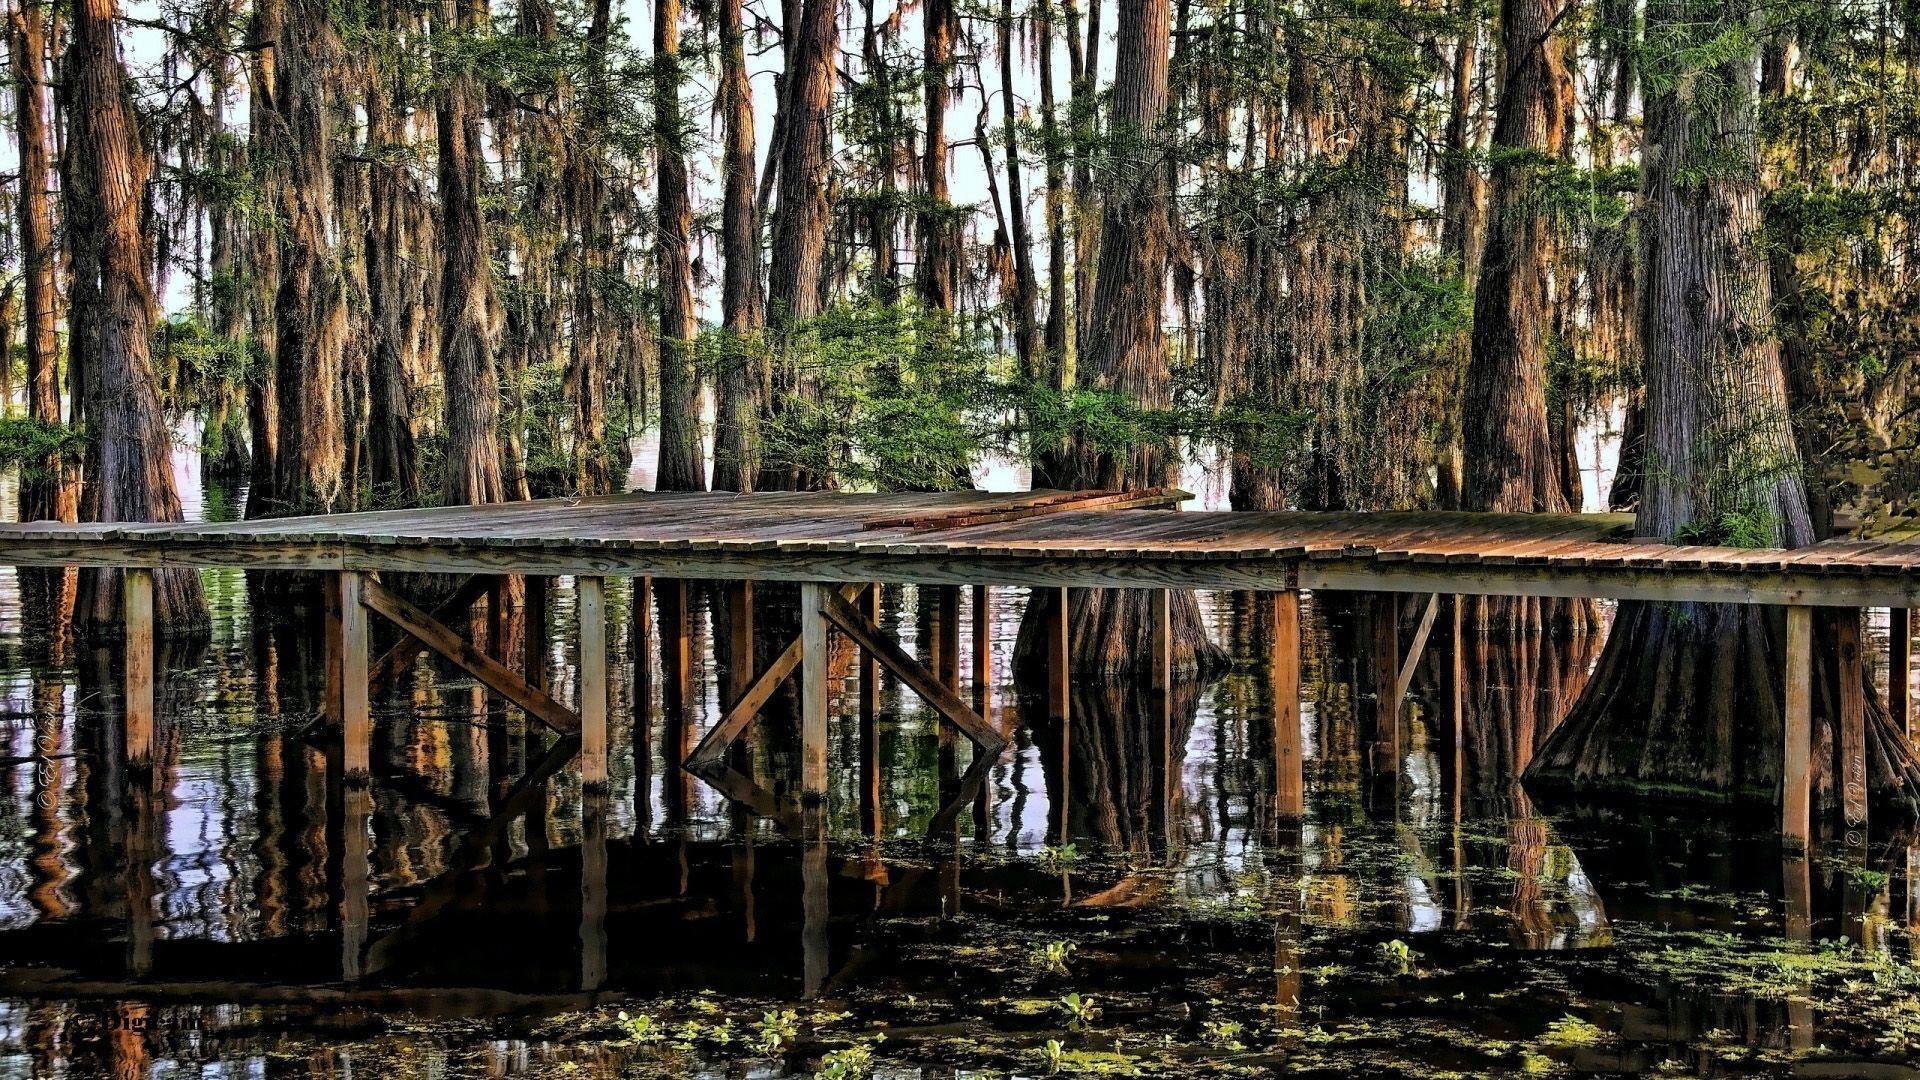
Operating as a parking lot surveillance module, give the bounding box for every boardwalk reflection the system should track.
[0,580,1913,1075]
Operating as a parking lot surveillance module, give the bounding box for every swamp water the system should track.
[0,494,1916,1078]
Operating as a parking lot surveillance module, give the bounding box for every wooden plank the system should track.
[124,568,154,769]
[369,575,492,696]
[821,589,1007,753]
[1893,608,1912,741]
[359,576,580,735]
[1784,605,1813,848]
[578,576,608,787]
[859,487,1183,531]
[339,571,371,779]
[799,583,831,801]
[1272,591,1303,820]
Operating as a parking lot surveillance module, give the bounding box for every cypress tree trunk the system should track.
[712,0,762,492]
[998,0,1039,369]
[914,0,957,313]
[10,0,74,526]
[67,0,207,635]
[654,0,704,492]
[761,0,839,490]
[437,0,506,506]
[364,6,422,504]
[564,0,615,495]
[1013,0,1222,677]
[1528,0,1920,817]
[1464,0,1572,514]
[262,0,350,515]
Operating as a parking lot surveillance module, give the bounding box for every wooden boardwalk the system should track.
[2,487,1918,606]
[4,486,1914,848]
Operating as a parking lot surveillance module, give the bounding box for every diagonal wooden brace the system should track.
[820,589,1007,754]
[369,574,493,696]
[683,582,871,771]
[1395,593,1442,702]
[360,576,581,735]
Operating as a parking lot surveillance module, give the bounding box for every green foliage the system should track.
[0,417,86,479]
[814,1038,882,1079]
[750,301,1000,491]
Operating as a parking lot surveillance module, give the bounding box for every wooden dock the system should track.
[4,487,1917,848]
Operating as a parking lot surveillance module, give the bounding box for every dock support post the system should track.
[580,790,608,991]
[578,576,608,788]
[1893,608,1912,740]
[972,584,992,717]
[1151,589,1172,691]
[800,583,830,802]
[524,576,549,694]
[1371,595,1400,777]
[728,582,755,704]
[1047,587,1069,723]
[124,568,154,769]
[1837,612,1868,834]
[341,786,371,981]
[1272,590,1303,821]
[1784,605,1813,848]
[1449,596,1468,820]
[860,584,882,837]
[339,571,371,779]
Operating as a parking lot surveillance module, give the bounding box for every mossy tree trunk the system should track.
[1527,0,1920,818]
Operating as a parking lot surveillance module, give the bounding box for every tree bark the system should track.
[1462,0,1574,514]
[437,0,506,506]
[712,0,763,492]
[913,0,957,312]
[761,0,839,490]
[1013,0,1222,677]
[1530,0,1920,817]
[654,0,704,491]
[261,0,350,515]
[66,0,207,635]
[11,0,74,525]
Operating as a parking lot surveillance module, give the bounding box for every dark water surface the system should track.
[0,491,1916,1077]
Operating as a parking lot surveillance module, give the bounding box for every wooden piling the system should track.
[1047,587,1069,723]
[1837,612,1868,832]
[972,583,991,718]
[123,568,154,769]
[800,583,830,801]
[339,571,370,779]
[578,576,608,788]
[524,576,549,694]
[860,584,882,837]
[1371,594,1400,776]
[1151,589,1172,691]
[580,791,609,991]
[341,786,371,981]
[1784,605,1813,847]
[1272,590,1303,820]
[727,581,755,702]
[1892,607,1912,740]
[660,579,692,720]
[1450,596,1467,820]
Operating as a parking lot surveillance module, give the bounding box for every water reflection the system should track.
[0,517,1915,1073]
